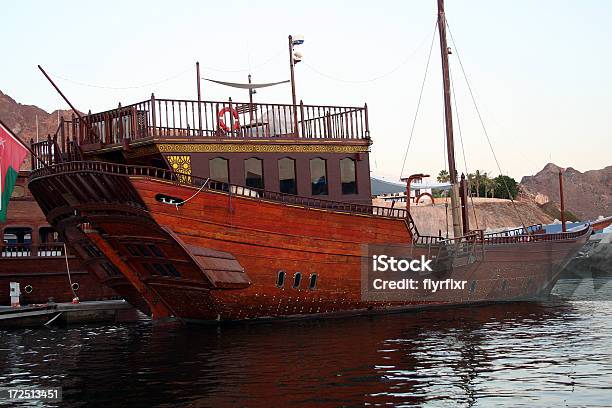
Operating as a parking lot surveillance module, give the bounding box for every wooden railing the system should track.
[30,161,408,220]
[62,97,369,146]
[0,243,66,258]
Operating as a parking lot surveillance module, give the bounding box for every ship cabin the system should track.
[1,172,65,259]
[31,97,374,204]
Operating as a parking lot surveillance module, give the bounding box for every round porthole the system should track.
[71,282,80,291]
[24,285,33,294]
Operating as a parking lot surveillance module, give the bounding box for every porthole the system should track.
[470,280,477,293]
[24,285,33,294]
[276,271,286,287]
[293,272,302,288]
[71,282,80,291]
[309,273,318,290]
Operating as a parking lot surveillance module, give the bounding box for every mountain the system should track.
[0,90,73,144]
[371,177,404,196]
[520,163,612,220]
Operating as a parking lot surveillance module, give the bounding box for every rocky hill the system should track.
[0,90,73,144]
[520,163,611,220]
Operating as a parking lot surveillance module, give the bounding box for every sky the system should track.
[1,0,610,181]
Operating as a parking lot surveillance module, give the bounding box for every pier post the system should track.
[559,170,566,232]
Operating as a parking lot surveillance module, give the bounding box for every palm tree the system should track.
[437,170,450,183]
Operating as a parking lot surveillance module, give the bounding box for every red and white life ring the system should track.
[218,107,240,132]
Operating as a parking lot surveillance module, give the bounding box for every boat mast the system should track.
[437,0,463,238]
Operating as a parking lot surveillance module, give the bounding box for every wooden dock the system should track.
[0,300,140,327]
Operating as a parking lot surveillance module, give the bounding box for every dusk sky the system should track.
[2,0,610,181]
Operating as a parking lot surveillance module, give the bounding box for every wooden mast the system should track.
[437,0,463,238]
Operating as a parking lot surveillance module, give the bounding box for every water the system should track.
[1,278,612,407]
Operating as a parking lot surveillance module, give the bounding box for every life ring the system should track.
[218,107,240,132]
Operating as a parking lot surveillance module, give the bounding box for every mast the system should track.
[437,0,463,238]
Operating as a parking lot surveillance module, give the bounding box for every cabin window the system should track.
[293,272,302,288]
[278,158,297,195]
[310,158,328,195]
[3,227,32,245]
[209,157,229,184]
[340,158,357,194]
[39,227,59,243]
[244,158,264,189]
[276,270,286,287]
[309,273,318,290]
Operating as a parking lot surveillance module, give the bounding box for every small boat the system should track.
[26,0,590,322]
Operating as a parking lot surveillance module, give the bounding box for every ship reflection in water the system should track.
[1,278,612,407]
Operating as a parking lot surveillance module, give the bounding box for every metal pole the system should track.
[288,35,298,136]
[196,62,203,136]
[437,0,462,238]
[559,170,566,232]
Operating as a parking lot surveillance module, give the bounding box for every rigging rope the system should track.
[174,178,210,210]
[449,65,479,230]
[399,20,439,179]
[446,19,529,234]
[63,243,78,301]
[51,67,192,90]
[303,22,437,85]
[49,48,285,90]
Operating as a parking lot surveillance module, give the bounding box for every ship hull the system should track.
[28,164,590,322]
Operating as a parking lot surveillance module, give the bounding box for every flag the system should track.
[0,120,29,223]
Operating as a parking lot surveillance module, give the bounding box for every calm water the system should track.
[1,278,612,407]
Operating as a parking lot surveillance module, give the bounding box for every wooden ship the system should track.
[0,171,117,305]
[26,0,590,322]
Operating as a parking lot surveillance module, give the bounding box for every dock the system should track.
[0,300,140,327]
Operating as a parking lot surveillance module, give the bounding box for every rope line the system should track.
[63,243,78,300]
[399,19,439,179]
[446,19,528,233]
[48,48,285,90]
[174,178,210,210]
[51,67,192,90]
[449,64,479,230]
[303,22,437,85]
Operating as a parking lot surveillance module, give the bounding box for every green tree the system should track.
[493,175,519,199]
[437,169,450,183]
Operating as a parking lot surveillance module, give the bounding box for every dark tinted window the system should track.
[276,271,286,287]
[293,272,302,288]
[310,158,328,195]
[340,158,357,194]
[309,273,318,290]
[3,227,32,245]
[245,158,264,189]
[278,158,297,195]
[210,157,229,184]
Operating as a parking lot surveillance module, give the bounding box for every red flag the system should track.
[0,120,29,222]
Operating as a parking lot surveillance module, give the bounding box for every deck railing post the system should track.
[196,62,203,136]
[228,97,235,137]
[151,93,157,137]
[364,103,370,139]
[299,100,305,138]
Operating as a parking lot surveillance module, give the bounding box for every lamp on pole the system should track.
[288,34,304,136]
